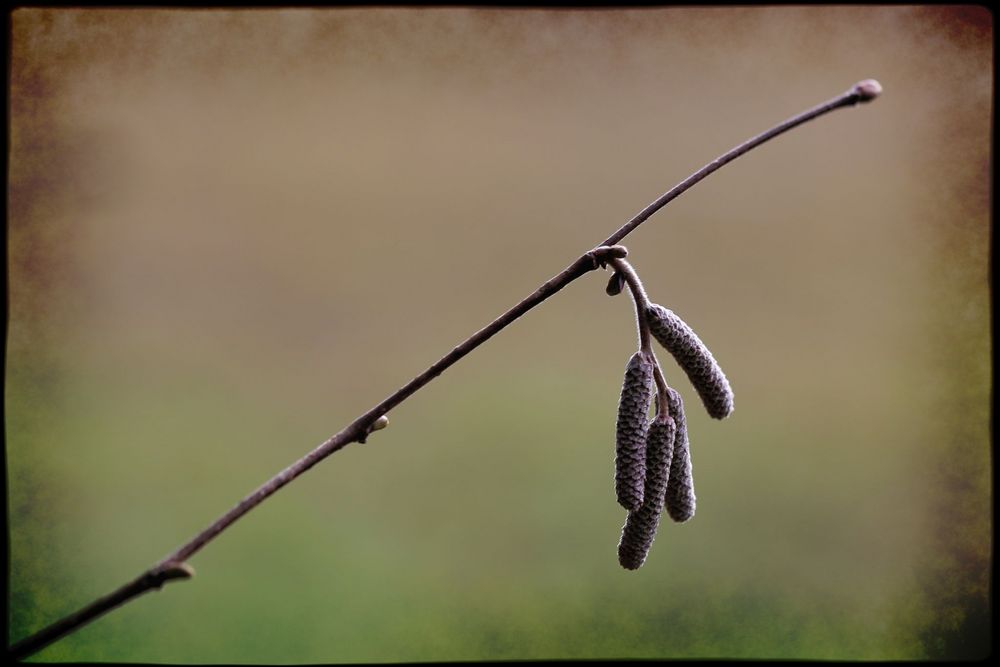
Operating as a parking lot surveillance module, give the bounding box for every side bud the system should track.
[615,351,654,511]
[646,303,734,419]
[618,415,676,570]
[606,271,626,296]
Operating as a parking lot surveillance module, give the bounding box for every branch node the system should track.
[588,244,629,270]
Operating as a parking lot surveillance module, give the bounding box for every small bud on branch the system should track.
[852,79,882,103]
[606,272,626,296]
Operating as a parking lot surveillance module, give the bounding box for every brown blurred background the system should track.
[7,7,991,661]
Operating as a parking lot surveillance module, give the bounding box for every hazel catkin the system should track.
[663,387,696,523]
[618,415,676,570]
[615,351,654,511]
[646,303,734,420]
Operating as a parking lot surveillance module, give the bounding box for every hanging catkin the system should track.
[618,415,676,570]
[664,387,696,522]
[646,303,734,420]
[615,351,654,511]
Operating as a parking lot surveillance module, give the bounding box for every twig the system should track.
[600,79,881,247]
[8,79,880,660]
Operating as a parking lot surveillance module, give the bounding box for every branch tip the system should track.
[851,79,882,103]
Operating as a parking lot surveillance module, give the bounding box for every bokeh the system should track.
[7,7,991,661]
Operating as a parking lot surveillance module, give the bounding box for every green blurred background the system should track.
[7,7,991,662]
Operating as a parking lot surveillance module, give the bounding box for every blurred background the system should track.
[7,7,991,662]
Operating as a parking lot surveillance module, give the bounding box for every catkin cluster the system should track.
[608,258,732,570]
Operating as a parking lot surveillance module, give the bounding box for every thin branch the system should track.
[159,242,629,568]
[651,358,672,421]
[8,79,880,660]
[600,79,881,248]
[6,563,193,659]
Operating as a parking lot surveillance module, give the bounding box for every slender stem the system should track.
[9,80,879,660]
[609,257,652,354]
[609,256,671,417]
[651,360,671,421]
